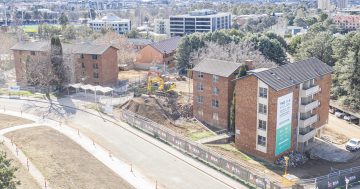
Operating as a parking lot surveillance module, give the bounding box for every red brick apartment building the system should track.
[192,58,242,130]
[135,36,181,70]
[333,15,360,31]
[11,41,119,86]
[234,58,333,162]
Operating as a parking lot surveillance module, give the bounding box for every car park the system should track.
[345,138,360,152]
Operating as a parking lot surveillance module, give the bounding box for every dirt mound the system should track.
[123,97,172,125]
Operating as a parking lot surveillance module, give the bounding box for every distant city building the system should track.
[154,19,170,35]
[89,13,131,34]
[285,26,307,36]
[318,0,331,10]
[333,15,360,31]
[337,0,349,9]
[169,9,231,36]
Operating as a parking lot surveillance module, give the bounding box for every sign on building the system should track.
[275,92,293,156]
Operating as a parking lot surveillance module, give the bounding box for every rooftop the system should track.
[251,57,333,91]
[11,41,118,55]
[149,36,181,54]
[171,9,230,18]
[192,58,242,78]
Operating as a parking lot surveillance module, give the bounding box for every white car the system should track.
[346,138,360,152]
[343,115,357,121]
[335,111,345,118]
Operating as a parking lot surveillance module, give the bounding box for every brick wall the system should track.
[313,73,332,129]
[193,71,235,130]
[99,47,118,86]
[235,75,300,162]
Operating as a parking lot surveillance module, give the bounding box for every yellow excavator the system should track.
[147,71,176,95]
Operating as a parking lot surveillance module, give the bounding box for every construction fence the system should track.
[297,166,360,189]
[121,110,283,189]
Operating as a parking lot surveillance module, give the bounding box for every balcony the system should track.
[299,100,320,113]
[298,128,317,143]
[300,85,320,97]
[299,114,318,128]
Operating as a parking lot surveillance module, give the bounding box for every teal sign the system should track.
[275,93,293,156]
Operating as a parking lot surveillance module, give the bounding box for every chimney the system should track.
[245,60,254,70]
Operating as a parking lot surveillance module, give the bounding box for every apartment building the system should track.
[192,59,243,130]
[135,36,181,70]
[89,13,131,34]
[234,58,333,162]
[333,15,360,31]
[11,41,119,86]
[169,9,231,36]
[154,19,170,35]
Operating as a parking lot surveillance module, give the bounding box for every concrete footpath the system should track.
[1,110,154,189]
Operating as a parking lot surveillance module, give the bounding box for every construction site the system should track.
[114,69,360,187]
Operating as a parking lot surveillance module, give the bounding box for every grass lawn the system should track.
[187,130,214,141]
[19,25,38,33]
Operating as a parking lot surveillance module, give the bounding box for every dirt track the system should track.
[5,126,135,189]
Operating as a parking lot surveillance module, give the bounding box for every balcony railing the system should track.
[298,128,317,143]
[300,85,320,97]
[299,114,318,128]
[299,100,320,112]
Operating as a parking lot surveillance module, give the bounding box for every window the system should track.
[257,135,266,146]
[258,120,267,130]
[92,54,98,60]
[197,83,203,91]
[80,54,84,59]
[197,96,203,103]
[259,87,267,98]
[212,75,219,82]
[30,51,35,55]
[258,104,267,114]
[212,87,219,95]
[93,72,99,78]
[212,99,219,108]
[213,112,219,121]
[81,62,85,68]
[198,72,203,78]
[93,63,99,69]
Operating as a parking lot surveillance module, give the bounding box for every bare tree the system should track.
[191,41,277,69]
[94,32,136,66]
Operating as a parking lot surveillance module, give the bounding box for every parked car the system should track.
[345,138,360,152]
[344,114,357,121]
[335,111,345,118]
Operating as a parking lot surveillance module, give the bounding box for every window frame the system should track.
[257,135,266,147]
[259,87,267,98]
[258,103,267,115]
[212,99,219,108]
[212,75,219,82]
[258,120,267,130]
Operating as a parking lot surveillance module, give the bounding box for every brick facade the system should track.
[193,71,236,130]
[13,46,118,87]
[234,73,332,162]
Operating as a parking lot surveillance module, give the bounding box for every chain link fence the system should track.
[121,109,283,189]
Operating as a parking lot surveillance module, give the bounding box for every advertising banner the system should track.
[275,92,293,156]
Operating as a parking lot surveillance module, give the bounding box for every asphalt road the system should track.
[0,97,247,189]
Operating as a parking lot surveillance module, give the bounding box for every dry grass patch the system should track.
[0,114,33,130]
[5,126,135,189]
[0,144,41,189]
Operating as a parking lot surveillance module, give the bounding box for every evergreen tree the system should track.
[59,13,69,28]
[0,152,20,189]
[50,36,66,91]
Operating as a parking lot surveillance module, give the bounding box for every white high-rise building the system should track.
[154,19,170,35]
[337,0,349,9]
[169,9,231,36]
[318,0,331,10]
[88,13,131,34]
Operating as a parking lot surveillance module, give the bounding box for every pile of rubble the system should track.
[177,103,193,119]
[275,151,309,168]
